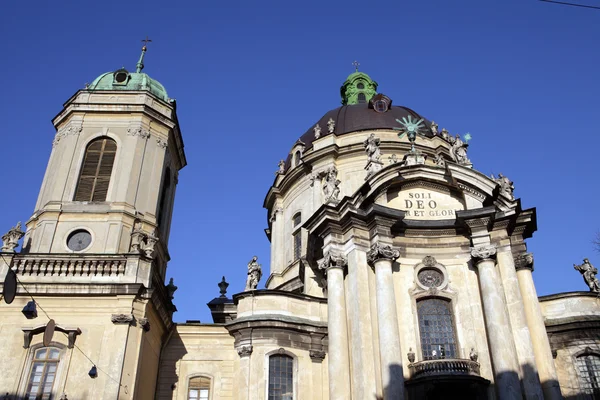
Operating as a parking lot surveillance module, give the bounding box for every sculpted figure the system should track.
[327,118,335,133]
[574,258,600,292]
[130,220,145,253]
[313,124,321,139]
[430,121,438,135]
[440,128,449,141]
[322,167,341,203]
[493,173,515,199]
[245,256,262,290]
[278,160,285,174]
[363,133,381,163]
[1,222,25,252]
[450,134,470,165]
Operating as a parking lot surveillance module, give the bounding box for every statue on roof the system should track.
[313,124,322,139]
[245,256,262,291]
[574,258,600,292]
[363,133,381,163]
[1,222,25,252]
[450,134,470,165]
[492,173,515,200]
[327,118,336,134]
[323,167,341,204]
[430,121,438,136]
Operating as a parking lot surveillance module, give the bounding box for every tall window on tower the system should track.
[417,298,458,360]
[25,347,61,400]
[157,168,171,230]
[357,93,367,103]
[74,137,117,202]
[292,213,301,261]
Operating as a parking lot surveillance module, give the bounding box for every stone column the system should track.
[515,253,563,400]
[319,252,351,400]
[236,345,253,400]
[471,244,523,400]
[367,243,404,400]
[496,249,544,400]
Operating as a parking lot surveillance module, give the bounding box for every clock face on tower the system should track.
[66,230,92,251]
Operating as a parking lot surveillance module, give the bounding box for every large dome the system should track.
[284,102,434,169]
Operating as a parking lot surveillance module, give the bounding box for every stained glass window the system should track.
[268,354,294,400]
[576,354,600,397]
[417,298,457,360]
[25,347,60,400]
[188,376,210,400]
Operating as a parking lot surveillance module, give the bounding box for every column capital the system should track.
[367,242,399,266]
[514,253,534,272]
[318,251,347,273]
[470,244,497,263]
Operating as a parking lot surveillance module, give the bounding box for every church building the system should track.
[1,46,599,400]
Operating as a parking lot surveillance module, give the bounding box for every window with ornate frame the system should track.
[417,298,458,360]
[188,376,211,400]
[73,137,117,202]
[268,353,294,400]
[357,93,367,103]
[24,346,62,400]
[575,352,600,397]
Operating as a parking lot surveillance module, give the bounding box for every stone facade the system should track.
[1,64,599,400]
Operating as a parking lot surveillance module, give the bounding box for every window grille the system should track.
[268,354,294,400]
[417,298,458,360]
[74,137,117,201]
[576,354,600,397]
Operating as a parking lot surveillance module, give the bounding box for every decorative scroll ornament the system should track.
[322,167,341,204]
[156,138,168,149]
[574,258,600,292]
[138,317,151,331]
[367,243,400,265]
[52,124,83,147]
[514,253,534,271]
[318,251,348,273]
[111,313,134,324]
[327,118,335,133]
[127,125,150,139]
[388,154,399,164]
[1,222,24,252]
[422,255,437,267]
[313,124,322,139]
[245,256,262,291]
[492,173,515,200]
[470,244,497,261]
[434,154,446,168]
[237,345,253,357]
[309,350,326,362]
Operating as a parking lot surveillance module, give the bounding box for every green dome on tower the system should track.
[87,45,169,102]
[340,64,378,105]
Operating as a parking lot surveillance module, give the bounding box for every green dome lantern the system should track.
[86,42,170,103]
[340,62,378,105]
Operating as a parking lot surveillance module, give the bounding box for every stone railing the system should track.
[409,359,481,378]
[11,254,127,277]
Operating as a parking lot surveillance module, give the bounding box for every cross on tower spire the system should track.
[352,60,360,72]
[136,36,152,73]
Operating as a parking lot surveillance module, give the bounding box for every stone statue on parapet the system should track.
[430,121,438,135]
[574,258,600,292]
[449,134,470,165]
[245,256,262,291]
[491,173,515,200]
[1,222,24,252]
[363,133,381,163]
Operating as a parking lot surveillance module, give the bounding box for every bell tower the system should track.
[0,44,186,399]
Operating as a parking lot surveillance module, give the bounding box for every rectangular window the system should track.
[293,231,301,261]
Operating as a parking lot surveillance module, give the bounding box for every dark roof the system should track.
[285,103,433,170]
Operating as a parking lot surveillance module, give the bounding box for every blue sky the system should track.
[0,0,598,322]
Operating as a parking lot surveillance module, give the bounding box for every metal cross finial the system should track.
[352,60,360,72]
[141,36,152,50]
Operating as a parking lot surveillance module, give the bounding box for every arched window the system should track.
[74,137,117,202]
[417,298,457,360]
[576,353,600,396]
[25,347,61,399]
[293,213,301,261]
[357,82,365,89]
[188,376,211,400]
[268,354,294,400]
[357,93,367,103]
[157,167,171,229]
